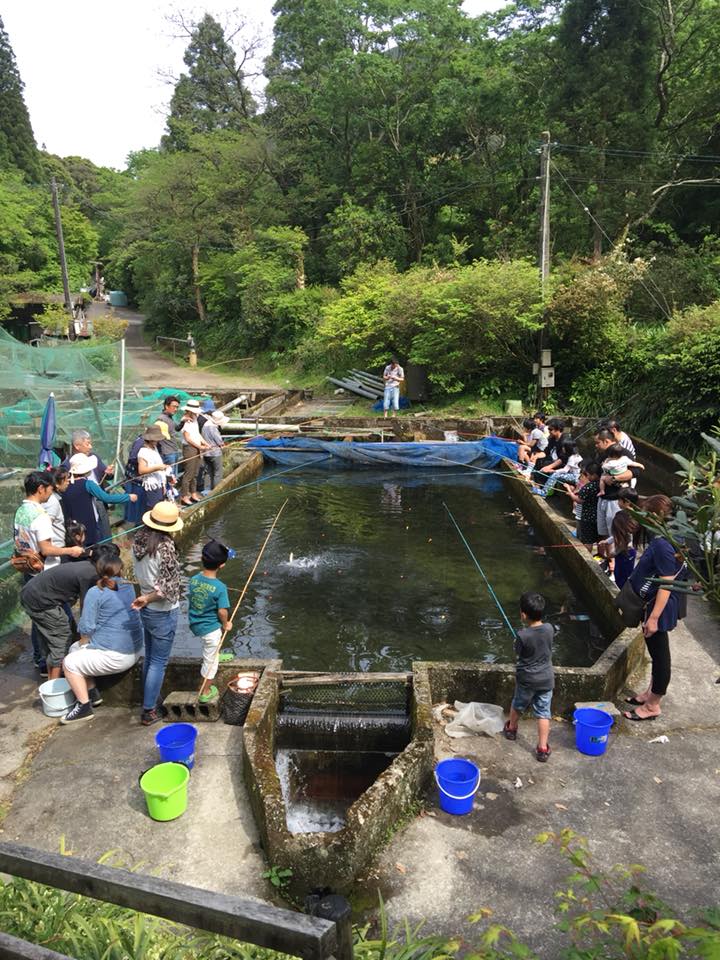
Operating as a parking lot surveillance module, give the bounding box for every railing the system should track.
[155,335,193,359]
[0,842,353,960]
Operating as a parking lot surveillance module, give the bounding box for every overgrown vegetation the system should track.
[1,4,720,450]
[2,833,718,959]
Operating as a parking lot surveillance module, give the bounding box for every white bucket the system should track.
[38,678,75,717]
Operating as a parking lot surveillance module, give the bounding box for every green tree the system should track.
[163,14,258,151]
[0,15,41,180]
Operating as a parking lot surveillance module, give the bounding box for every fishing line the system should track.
[94,455,329,548]
[442,501,518,640]
[198,497,290,698]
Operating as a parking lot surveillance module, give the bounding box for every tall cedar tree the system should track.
[0,15,40,180]
[163,14,257,151]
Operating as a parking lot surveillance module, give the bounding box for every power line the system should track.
[545,141,720,165]
[549,158,674,322]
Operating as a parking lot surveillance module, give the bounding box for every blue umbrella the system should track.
[39,392,58,469]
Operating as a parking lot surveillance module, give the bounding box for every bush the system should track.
[92,312,129,341]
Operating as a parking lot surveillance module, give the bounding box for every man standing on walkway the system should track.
[156,396,182,474]
[383,358,404,419]
[179,400,210,505]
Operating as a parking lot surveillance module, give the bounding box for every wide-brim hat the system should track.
[69,453,98,475]
[210,410,230,427]
[142,501,184,533]
[184,399,202,414]
[142,425,165,443]
[153,419,170,440]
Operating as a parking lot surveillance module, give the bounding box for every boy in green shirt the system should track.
[188,540,234,703]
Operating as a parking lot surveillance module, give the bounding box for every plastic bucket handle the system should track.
[138,762,189,799]
[433,770,481,801]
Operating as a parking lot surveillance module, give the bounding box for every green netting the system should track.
[0,328,204,466]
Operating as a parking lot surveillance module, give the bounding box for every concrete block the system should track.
[163,691,221,723]
[574,699,622,718]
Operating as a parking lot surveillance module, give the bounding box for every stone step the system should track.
[163,690,222,722]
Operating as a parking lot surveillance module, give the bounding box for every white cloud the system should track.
[3,0,506,169]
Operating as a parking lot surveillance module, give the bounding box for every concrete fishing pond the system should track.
[172,467,610,672]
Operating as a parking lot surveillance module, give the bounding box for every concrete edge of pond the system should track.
[242,665,435,895]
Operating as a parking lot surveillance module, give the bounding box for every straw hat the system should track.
[210,410,230,427]
[68,453,98,476]
[184,399,202,414]
[142,501,184,533]
[153,419,170,440]
[142,425,165,443]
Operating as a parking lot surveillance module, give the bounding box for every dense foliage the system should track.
[1,3,720,450]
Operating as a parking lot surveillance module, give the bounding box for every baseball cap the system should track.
[201,539,233,565]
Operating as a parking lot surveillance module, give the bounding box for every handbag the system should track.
[614,578,645,627]
[10,549,44,575]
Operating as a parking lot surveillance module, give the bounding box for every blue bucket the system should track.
[434,758,481,815]
[573,708,614,756]
[155,723,198,770]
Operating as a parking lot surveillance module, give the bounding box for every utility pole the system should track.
[537,131,551,406]
[51,178,73,319]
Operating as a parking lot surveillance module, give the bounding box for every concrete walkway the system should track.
[375,602,720,955]
[93,304,276,392]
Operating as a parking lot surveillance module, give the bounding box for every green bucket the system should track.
[139,762,189,822]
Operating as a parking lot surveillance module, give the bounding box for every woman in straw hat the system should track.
[131,501,184,726]
[137,425,175,512]
[64,453,137,547]
[179,399,210,507]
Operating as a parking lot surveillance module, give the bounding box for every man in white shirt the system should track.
[383,358,404,419]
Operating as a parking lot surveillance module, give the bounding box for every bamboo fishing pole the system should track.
[197,497,290,700]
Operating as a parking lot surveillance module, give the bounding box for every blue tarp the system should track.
[246,436,519,469]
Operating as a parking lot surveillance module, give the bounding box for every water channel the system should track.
[174,468,610,670]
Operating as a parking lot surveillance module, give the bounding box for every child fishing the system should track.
[503,590,554,762]
[188,540,234,703]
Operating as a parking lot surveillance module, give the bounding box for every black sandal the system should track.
[623,710,658,722]
[624,696,646,706]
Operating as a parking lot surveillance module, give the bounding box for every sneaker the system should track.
[61,701,93,725]
[37,660,48,678]
[531,486,544,496]
[503,721,518,741]
[535,745,551,762]
[141,708,161,726]
[88,687,103,707]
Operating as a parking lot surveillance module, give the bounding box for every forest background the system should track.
[1,0,720,454]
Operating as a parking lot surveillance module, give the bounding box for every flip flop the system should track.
[623,709,658,722]
[624,696,646,706]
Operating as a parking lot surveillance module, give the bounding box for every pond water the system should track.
[174,468,610,670]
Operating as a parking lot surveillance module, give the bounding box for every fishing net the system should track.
[280,678,411,716]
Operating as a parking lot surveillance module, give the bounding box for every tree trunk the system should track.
[191,243,206,325]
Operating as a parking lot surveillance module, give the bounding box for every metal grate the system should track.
[280,678,410,716]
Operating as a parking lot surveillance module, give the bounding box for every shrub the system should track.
[92,312,129,341]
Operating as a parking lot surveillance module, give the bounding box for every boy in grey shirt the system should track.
[503,591,554,762]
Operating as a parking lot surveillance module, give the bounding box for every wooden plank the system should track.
[281,672,412,687]
[0,843,336,960]
[0,932,74,960]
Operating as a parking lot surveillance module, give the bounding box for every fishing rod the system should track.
[197,497,290,700]
[442,501,518,640]
[104,437,254,492]
[92,455,329,549]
